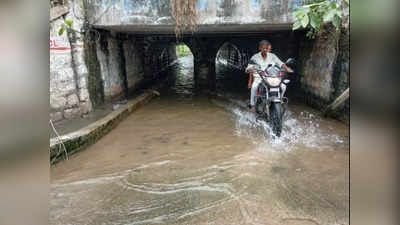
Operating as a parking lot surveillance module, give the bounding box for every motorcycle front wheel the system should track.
[271,102,282,137]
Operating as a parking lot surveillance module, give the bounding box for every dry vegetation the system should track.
[171,0,198,38]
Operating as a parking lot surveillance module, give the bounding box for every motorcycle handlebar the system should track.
[254,69,290,78]
[251,66,294,75]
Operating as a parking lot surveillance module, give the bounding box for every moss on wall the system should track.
[84,31,105,107]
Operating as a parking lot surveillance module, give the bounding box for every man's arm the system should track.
[248,71,253,89]
[282,64,293,73]
[245,63,255,74]
[246,55,257,88]
[245,54,257,73]
[272,54,293,73]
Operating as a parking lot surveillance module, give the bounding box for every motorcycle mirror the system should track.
[285,58,295,65]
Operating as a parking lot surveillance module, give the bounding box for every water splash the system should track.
[222,100,345,153]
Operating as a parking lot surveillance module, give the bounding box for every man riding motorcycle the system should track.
[246,40,293,112]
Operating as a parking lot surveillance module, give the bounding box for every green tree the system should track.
[292,0,349,39]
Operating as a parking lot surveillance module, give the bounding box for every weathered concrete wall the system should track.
[296,24,349,120]
[123,38,145,92]
[50,0,92,122]
[87,0,303,26]
[84,31,105,107]
[96,34,125,99]
[298,26,339,104]
[94,31,155,101]
[167,43,177,64]
[331,26,349,121]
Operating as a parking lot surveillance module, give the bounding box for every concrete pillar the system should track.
[191,37,220,90]
[167,43,177,65]
[123,38,144,93]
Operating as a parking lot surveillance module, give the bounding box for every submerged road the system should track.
[50,55,349,225]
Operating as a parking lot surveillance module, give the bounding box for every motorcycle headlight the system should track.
[266,77,281,87]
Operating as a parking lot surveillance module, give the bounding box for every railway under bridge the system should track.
[50,1,349,225]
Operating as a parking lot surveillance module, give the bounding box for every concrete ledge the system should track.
[50,6,69,22]
[50,89,158,164]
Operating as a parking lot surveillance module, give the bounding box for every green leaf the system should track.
[301,14,309,28]
[310,13,320,29]
[343,0,349,7]
[323,8,336,22]
[303,2,323,9]
[335,8,343,18]
[301,7,311,14]
[332,14,341,28]
[295,6,310,15]
[65,20,74,27]
[323,0,331,7]
[58,26,65,36]
[295,11,305,19]
[306,31,315,39]
[293,20,302,30]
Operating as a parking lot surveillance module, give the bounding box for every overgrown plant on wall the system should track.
[58,19,75,36]
[170,0,198,39]
[292,0,349,39]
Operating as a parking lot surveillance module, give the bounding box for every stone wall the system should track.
[50,0,147,122]
[50,0,92,122]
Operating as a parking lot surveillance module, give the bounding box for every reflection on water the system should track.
[50,55,349,225]
[164,55,195,98]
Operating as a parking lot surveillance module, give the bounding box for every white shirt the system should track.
[245,52,284,82]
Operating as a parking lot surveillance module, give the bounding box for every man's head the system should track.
[259,40,271,56]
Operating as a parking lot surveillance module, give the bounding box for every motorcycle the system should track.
[248,58,295,137]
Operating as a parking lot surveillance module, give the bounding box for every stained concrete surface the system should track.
[50,102,113,138]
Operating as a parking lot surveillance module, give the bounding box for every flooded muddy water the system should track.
[50,55,349,225]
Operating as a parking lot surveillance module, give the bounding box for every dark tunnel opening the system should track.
[215,42,249,96]
[87,29,306,106]
[84,27,348,121]
[211,32,302,102]
[162,43,196,97]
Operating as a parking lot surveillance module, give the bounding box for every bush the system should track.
[177,45,191,57]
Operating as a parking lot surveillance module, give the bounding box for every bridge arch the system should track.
[216,42,244,70]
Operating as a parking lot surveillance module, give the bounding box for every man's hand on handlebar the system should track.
[282,64,294,73]
[248,67,255,74]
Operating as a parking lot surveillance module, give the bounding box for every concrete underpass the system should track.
[50,1,349,225]
[90,27,301,94]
